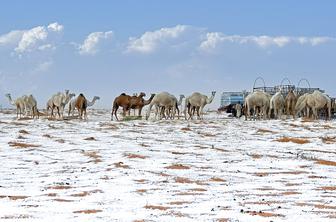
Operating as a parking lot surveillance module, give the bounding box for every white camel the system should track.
[47,90,75,118]
[296,90,331,120]
[269,91,285,119]
[294,93,310,118]
[5,94,25,118]
[23,94,39,119]
[184,91,216,120]
[244,91,270,120]
[146,92,177,120]
[68,96,100,116]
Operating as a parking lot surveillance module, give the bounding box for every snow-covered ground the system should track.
[0,109,335,222]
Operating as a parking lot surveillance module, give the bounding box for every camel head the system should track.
[5,93,11,99]
[93,96,100,101]
[139,92,146,98]
[65,89,69,95]
[211,91,216,97]
[179,94,185,99]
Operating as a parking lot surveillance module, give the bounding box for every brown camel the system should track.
[285,90,297,119]
[111,93,131,121]
[75,93,88,119]
[129,92,146,116]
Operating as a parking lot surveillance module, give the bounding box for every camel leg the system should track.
[138,107,142,117]
[114,107,119,121]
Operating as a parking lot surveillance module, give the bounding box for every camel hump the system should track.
[120,93,126,96]
[79,93,84,97]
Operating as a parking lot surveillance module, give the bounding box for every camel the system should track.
[47,90,75,118]
[294,93,310,118]
[68,96,100,116]
[128,92,147,116]
[269,91,285,119]
[243,91,270,120]
[296,91,331,120]
[111,93,131,121]
[23,94,39,119]
[285,90,297,119]
[75,93,88,119]
[146,92,177,120]
[184,91,216,120]
[161,94,185,119]
[5,94,25,118]
[235,103,242,118]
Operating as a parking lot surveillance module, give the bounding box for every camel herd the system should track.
[3,88,334,121]
[3,90,217,121]
[243,89,333,120]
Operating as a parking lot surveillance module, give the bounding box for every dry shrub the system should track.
[83,151,102,163]
[144,205,170,211]
[71,189,103,197]
[47,185,73,190]
[174,177,193,184]
[274,137,310,144]
[8,141,40,148]
[210,177,226,182]
[281,191,301,195]
[84,137,96,141]
[181,127,192,131]
[53,199,74,202]
[0,195,29,200]
[165,164,190,170]
[134,179,147,183]
[114,162,130,169]
[43,134,52,138]
[319,186,336,191]
[135,189,147,193]
[73,209,102,214]
[257,129,277,134]
[320,136,336,144]
[168,201,191,205]
[19,130,29,134]
[125,153,147,159]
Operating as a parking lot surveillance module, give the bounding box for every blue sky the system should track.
[1,0,336,109]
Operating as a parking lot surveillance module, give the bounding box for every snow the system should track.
[0,109,335,221]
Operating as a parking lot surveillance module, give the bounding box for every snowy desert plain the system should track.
[0,109,336,222]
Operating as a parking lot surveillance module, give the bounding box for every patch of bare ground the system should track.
[274,137,310,144]
[53,198,74,202]
[213,147,230,152]
[256,128,277,134]
[114,162,130,169]
[8,141,40,148]
[134,179,147,183]
[73,209,102,214]
[84,136,96,141]
[19,129,29,134]
[216,219,230,222]
[47,185,73,190]
[17,135,26,139]
[165,164,190,170]
[189,188,207,192]
[246,211,285,217]
[210,177,226,182]
[144,205,170,211]
[296,202,336,210]
[285,183,302,187]
[281,191,301,195]
[139,143,150,147]
[315,159,336,166]
[125,153,148,159]
[0,195,29,200]
[135,189,147,194]
[319,186,336,191]
[55,139,65,143]
[45,193,57,197]
[301,117,315,122]
[171,151,188,155]
[70,189,103,197]
[174,177,193,184]
[168,201,191,205]
[0,215,32,219]
[243,201,285,206]
[164,211,191,218]
[83,151,102,163]
[254,170,308,177]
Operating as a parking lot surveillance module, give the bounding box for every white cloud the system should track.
[200,32,335,52]
[126,25,190,53]
[78,31,113,55]
[47,22,64,32]
[0,22,63,54]
[34,60,53,73]
[0,30,24,46]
